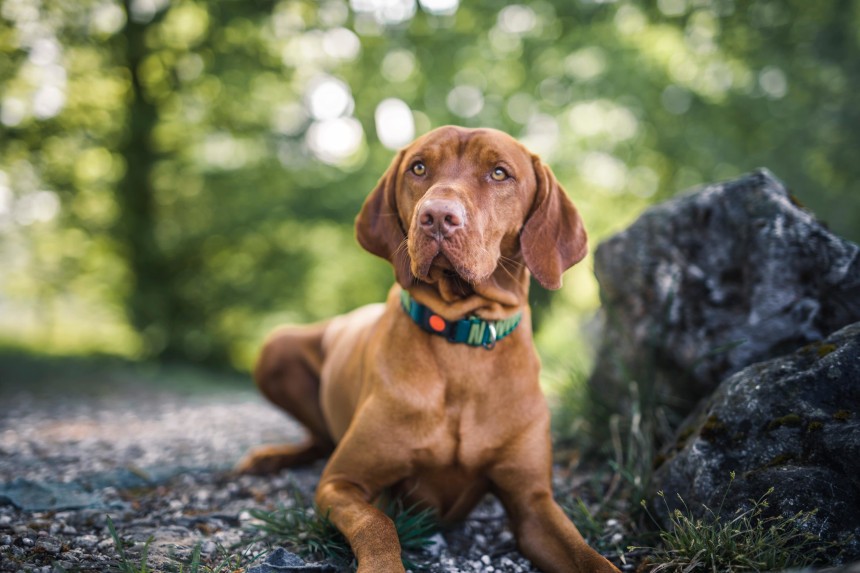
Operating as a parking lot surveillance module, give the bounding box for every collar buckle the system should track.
[482,322,497,350]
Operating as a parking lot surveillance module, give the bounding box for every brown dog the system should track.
[238,126,619,573]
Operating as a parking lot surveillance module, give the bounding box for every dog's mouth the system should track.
[412,244,485,286]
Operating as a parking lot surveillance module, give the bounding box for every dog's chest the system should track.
[410,392,513,472]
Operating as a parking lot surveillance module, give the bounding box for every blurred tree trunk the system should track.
[115,3,177,360]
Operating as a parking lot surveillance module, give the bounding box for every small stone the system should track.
[21,537,34,547]
[75,534,98,549]
[36,539,61,554]
[481,554,491,565]
[201,540,217,555]
[1,534,11,545]
[425,532,447,558]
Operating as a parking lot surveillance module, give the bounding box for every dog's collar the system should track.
[399,290,522,350]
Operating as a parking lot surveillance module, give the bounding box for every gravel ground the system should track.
[0,360,628,573]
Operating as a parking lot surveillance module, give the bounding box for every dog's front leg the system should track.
[314,406,411,573]
[490,426,620,573]
[316,478,405,572]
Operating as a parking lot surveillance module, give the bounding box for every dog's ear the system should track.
[355,150,413,287]
[520,156,588,290]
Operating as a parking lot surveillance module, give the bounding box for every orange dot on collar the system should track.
[428,315,446,332]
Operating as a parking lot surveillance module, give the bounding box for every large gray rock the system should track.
[651,321,860,561]
[588,169,860,423]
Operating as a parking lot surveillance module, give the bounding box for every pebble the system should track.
[201,540,217,555]
[75,534,99,549]
[35,539,60,554]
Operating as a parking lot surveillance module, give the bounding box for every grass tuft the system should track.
[107,514,154,573]
[249,490,437,571]
[634,475,827,572]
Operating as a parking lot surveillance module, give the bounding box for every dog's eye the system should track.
[491,167,509,181]
[411,162,426,176]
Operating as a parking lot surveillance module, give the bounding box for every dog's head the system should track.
[355,126,587,292]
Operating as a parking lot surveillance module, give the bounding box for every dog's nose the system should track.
[418,199,466,238]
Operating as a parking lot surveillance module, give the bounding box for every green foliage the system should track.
[249,504,354,569]
[637,476,827,572]
[2,1,859,367]
[249,490,438,571]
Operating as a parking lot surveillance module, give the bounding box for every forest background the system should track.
[1,0,858,383]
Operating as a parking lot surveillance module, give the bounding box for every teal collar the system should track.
[399,289,522,350]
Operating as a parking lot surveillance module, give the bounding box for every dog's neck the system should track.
[405,256,529,322]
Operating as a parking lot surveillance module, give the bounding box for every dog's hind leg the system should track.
[235,321,335,475]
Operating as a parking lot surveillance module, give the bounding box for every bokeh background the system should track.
[1,0,858,377]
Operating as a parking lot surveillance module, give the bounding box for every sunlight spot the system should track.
[1,98,27,127]
[14,190,60,225]
[319,0,350,27]
[0,172,11,215]
[350,0,417,26]
[307,117,364,165]
[129,0,169,23]
[565,100,634,143]
[202,133,248,170]
[375,98,415,150]
[505,92,535,124]
[446,85,483,118]
[519,114,559,159]
[272,102,308,136]
[628,166,660,198]
[498,5,536,35]
[27,38,61,66]
[614,5,646,36]
[90,2,127,35]
[581,152,627,193]
[418,0,458,16]
[323,27,361,61]
[564,47,607,81]
[32,85,66,119]
[381,49,416,82]
[759,66,788,99]
[306,75,354,121]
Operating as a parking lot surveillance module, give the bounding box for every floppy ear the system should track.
[520,157,588,290]
[355,150,413,287]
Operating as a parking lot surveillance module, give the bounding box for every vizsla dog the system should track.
[238,126,618,573]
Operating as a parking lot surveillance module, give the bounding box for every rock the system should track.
[35,539,60,555]
[0,479,104,512]
[588,169,860,425]
[652,321,860,561]
[245,547,338,572]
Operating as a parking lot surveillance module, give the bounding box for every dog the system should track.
[238,126,619,573]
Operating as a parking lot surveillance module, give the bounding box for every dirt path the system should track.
[0,360,573,573]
